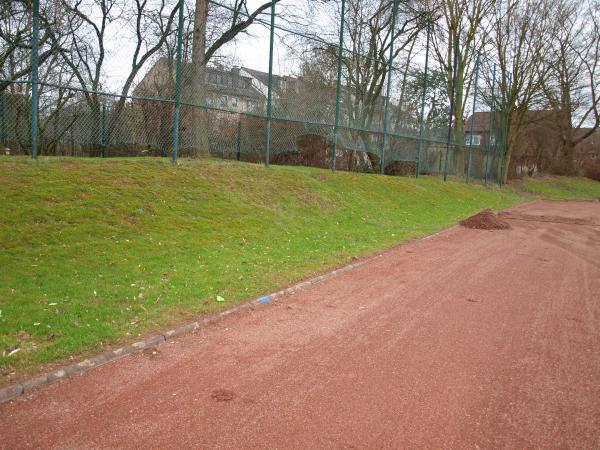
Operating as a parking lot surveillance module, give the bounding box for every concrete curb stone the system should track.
[164,322,200,340]
[22,375,48,393]
[0,384,23,403]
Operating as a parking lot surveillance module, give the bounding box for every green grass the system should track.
[0,157,597,381]
[518,176,600,200]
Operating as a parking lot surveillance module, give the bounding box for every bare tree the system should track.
[48,0,180,148]
[491,0,556,182]
[343,0,425,170]
[0,0,67,92]
[398,67,449,132]
[541,0,600,175]
[183,0,281,154]
[294,0,425,170]
[421,0,494,172]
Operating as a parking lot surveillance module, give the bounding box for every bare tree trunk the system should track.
[502,133,516,183]
[188,0,209,156]
[192,0,207,64]
[428,0,493,176]
[559,141,576,175]
[453,65,465,173]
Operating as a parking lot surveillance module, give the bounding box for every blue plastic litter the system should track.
[258,296,271,304]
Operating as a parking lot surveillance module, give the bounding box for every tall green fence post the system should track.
[70,113,75,156]
[171,0,185,163]
[0,91,7,149]
[443,37,459,181]
[416,18,431,178]
[332,0,346,171]
[263,1,276,167]
[236,119,241,161]
[484,63,496,184]
[466,53,480,183]
[101,104,107,157]
[30,0,40,159]
[380,0,399,175]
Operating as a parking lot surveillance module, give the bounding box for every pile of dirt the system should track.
[460,209,511,230]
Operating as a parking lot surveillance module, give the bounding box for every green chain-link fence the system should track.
[1,0,510,183]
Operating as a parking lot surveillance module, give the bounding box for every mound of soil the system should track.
[460,209,511,230]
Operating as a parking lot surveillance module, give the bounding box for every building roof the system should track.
[204,66,263,100]
[465,111,494,132]
[241,67,298,91]
[134,58,265,100]
[240,67,271,85]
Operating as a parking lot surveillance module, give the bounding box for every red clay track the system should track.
[2,200,600,449]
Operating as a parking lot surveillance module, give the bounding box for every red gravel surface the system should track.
[1,200,600,449]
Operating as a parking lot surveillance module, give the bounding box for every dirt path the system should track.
[2,200,600,449]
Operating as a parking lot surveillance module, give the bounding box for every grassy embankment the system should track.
[518,176,600,200]
[1,156,599,381]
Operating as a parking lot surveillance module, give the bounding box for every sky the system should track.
[102,0,330,93]
[98,0,443,112]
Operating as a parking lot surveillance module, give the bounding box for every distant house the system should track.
[202,66,264,113]
[133,58,303,114]
[132,58,408,163]
[463,111,504,151]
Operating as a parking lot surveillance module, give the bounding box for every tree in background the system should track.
[491,0,556,182]
[421,0,494,172]
[293,0,426,171]
[185,0,281,154]
[44,0,181,150]
[541,0,600,175]
[0,0,68,92]
[399,68,449,133]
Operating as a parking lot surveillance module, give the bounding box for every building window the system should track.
[220,95,228,107]
[206,96,213,105]
[246,100,253,111]
[208,73,224,85]
[465,134,481,146]
[240,78,251,89]
[231,97,238,107]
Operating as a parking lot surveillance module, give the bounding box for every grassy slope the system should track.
[1,157,598,380]
[518,176,600,200]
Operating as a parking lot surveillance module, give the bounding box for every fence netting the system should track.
[0,0,509,183]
